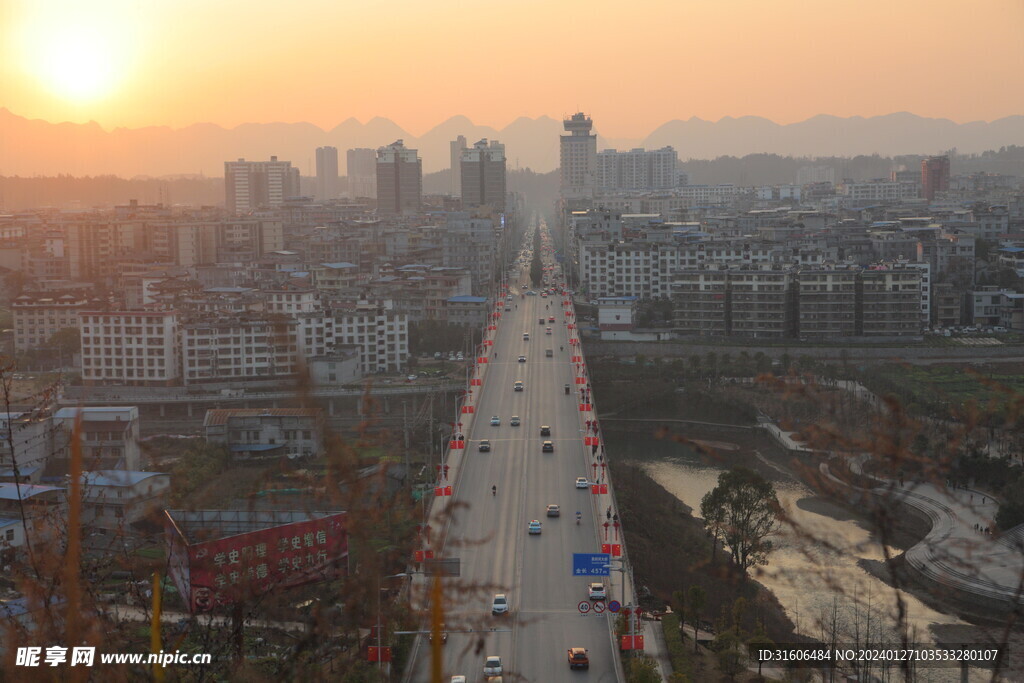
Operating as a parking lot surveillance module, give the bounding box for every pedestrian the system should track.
[983,497,986,504]
[606,507,611,520]
[971,494,974,503]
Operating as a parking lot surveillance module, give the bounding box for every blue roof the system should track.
[83,470,166,487]
[448,296,488,303]
[230,444,283,452]
[598,296,638,302]
[0,483,63,500]
[205,287,253,293]
[321,262,357,269]
[999,247,1024,253]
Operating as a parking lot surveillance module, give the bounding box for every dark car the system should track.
[540,425,551,436]
[539,318,545,324]
[478,440,491,452]
[542,441,554,453]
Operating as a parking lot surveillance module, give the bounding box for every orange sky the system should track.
[3,0,1023,138]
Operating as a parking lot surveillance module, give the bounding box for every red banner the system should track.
[591,483,608,494]
[470,379,482,386]
[620,636,644,651]
[461,405,474,414]
[579,403,592,411]
[449,439,465,449]
[612,544,621,557]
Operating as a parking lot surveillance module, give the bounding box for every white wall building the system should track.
[13,293,91,352]
[596,147,679,191]
[560,113,597,199]
[53,407,142,471]
[335,301,409,373]
[82,470,170,529]
[79,311,180,386]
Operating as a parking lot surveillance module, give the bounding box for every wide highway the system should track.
[407,225,620,682]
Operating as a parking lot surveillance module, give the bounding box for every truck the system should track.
[567,647,589,670]
[545,349,553,358]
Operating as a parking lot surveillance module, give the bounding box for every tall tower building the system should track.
[560,112,597,199]
[376,140,422,215]
[315,146,339,201]
[921,156,950,201]
[450,135,467,197]
[460,139,506,212]
[346,148,377,199]
[224,157,300,214]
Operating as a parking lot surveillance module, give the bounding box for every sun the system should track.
[37,25,119,102]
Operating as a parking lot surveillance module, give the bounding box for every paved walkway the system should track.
[845,461,1024,608]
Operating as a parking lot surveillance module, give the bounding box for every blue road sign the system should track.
[608,600,621,613]
[573,553,610,576]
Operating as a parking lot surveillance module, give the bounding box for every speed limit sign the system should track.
[577,601,591,614]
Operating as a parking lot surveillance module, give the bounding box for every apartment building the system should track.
[0,413,57,483]
[442,213,498,294]
[838,180,920,203]
[729,269,794,338]
[376,140,422,215]
[53,407,142,471]
[932,282,962,327]
[672,267,729,336]
[204,408,324,460]
[224,157,301,214]
[335,301,409,373]
[859,268,924,336]
[79,310,180,386]
[12,292,91,352]
[460,139,507,212]
[794,268,859,339]
[596,147,679,192]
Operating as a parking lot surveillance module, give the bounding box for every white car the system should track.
[451,677,466,683]
[518,355,526,363]
[491,594,508,615]
[484,656,503,675]
[575,477,589,489]
[528,519,542,534]
[588,582,606,600]
[490,416,500,426]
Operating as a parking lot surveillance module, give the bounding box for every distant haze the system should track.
[3,108,1024,178]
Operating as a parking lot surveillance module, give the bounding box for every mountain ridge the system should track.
[2,108,1024,177]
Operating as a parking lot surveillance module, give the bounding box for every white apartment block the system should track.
[838,180,920,202]
[263,288,321,314]
[0,412,57,482]
[180,312,335,384]
[53,407,142,471]
[79,311,180,386]
[336,302,409,373]
[578,241,684,300]
[13,293,91,352]
[596,147,679,191]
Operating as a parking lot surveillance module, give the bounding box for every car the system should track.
[539,318,545,324]
[490,416,500,426]
[514,381,524,392]
[522,332,530,341]
[518,355,526,363]
[588,582,606,600]
[510,416,521,426]
[545,327,552,335]
[568,647,590,670]
[548,316,555,323]
[526,290,536,296]
[542,441,554,453]
[483,656,503,675]
[491,594,508,615]
[433,352,442,360]
[540,425,551,436]
[528,519,542,534]
[546,504,560,517]
[478,440,491,452]
[505,294,513,300]
[575,477,589,488]
[451,677,467,683]
[407,375,418,381]
[504,306,511,312]
[541,292,548,298]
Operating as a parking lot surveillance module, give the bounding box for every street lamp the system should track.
[603,561,627,606]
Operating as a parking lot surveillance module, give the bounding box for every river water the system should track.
[613,430,985,680]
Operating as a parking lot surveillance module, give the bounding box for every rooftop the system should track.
[204,408,321,427]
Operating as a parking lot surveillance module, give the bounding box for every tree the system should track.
[47,327,80,356]
[699,486,727,562]
[687,585,707,653]
[700,468,779,574]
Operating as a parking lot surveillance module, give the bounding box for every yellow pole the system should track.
[151,571,164,682]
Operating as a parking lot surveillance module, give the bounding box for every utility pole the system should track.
[402,401,409,478]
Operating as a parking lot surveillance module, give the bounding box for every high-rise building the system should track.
[315,146,339,201]
[921,156,950,201]
[346,148,377,199]
[596,147,679,191]
[376,140,422,215]
[224,157,300,214]
[460,139,506,212]
[450,136,467,197]
[560,112,597,200]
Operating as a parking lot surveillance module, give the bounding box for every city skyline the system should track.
[3,0,1023,139]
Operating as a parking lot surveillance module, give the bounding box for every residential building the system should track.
[346,148,377,199]
[794,268,858,339]
[13,292,91,352]
[838,180,920,202]
[596,147,679,192]
[224,157,301,214]
[315,146,340,201]
[932,282,962,327]
[81,470,170,529]
[442,213,498,294]
[53,407,142,471]
[859,268,923,336]
[376,140,422,215]
[307,348,362,387]
[79,310,180,386]
[450,136,467,197]
[921,156,951,201]
[445,296,490,326]
[560,113,597,200]
[335,300,409,373]
[0,413,57,484]
[460,139,507,212]
[968,287,1007,326]
[597,297,639,340]
[728,269,794,338]
[672,267,729,337]
[204,408,324,460]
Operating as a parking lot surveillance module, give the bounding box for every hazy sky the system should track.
[3,0,1023,138]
